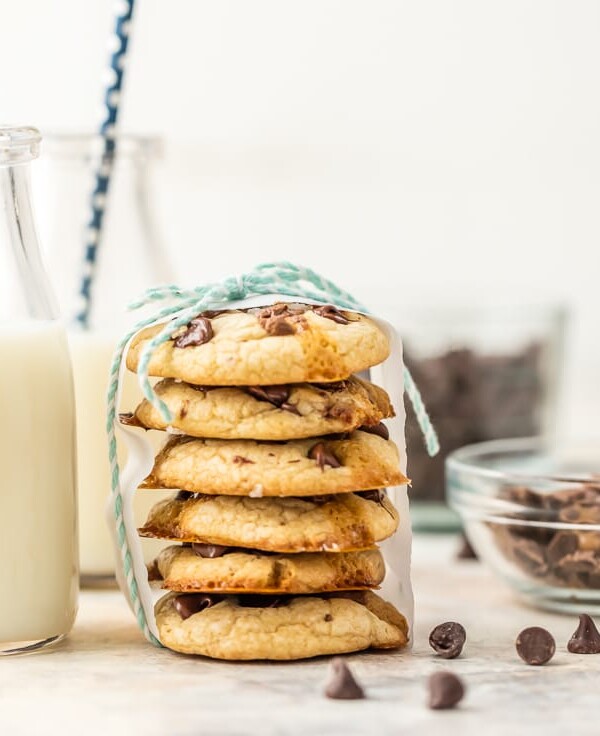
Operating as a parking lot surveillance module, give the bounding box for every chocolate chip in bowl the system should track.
[447,438,600,614]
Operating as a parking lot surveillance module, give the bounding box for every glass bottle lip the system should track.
[40,132,162,161]
[0,126,41,165]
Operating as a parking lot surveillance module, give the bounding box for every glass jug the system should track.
[0,126,78,653]
[34,134,172,584]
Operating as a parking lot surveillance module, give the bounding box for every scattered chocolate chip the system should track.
[515,626,556,665]
[174,317,214,348]
[427,672,465,710]
[358,422,390,440]
[308,442,342,470]
[429,622,466,659]
[456,533,478,560]
[232,455,255,465]
[567,614,600,654]
[313,305,351,325]
[174,593,223,620]
[119,412,145,429]
[191,543,231,558]
[324,658,365,700]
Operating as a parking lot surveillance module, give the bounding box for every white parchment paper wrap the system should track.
[108,294,413,644]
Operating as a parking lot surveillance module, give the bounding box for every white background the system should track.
[1,0,598,437]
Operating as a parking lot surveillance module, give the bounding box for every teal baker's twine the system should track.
[106,261,439,645]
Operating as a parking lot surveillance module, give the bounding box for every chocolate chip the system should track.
[313,381,348,392]
[456,533,478,560]
[199,309,226,319]
[324,613,333,622]
[232,455,255,465]
[427,672,465,710]
[313,305,351,325]
[191,543,231,559]
[429,622,466,659]
[174,317,213,348]
[324,658,365,700]
[358,422,390,440]
[247,385,290,405]
[175,490,194,501]
[308,442,342,470]
[174,593,223,620]
[567,614,600,654]
[255,303,307,336]
[515,626,556,665]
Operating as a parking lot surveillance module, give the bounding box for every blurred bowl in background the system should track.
[399,303,566,530]
[447,438,600,613]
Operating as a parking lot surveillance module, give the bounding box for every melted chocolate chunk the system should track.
[174,317,213,348]
[358,422,390,440]
[567,614,600,654]
[237,594,290,608]
[247,385,290,404]
[174,593,223,620]
[313,304,351,324]
[191,543,231,559]
[324,658,365,700]
[254,303,307,336]
[515,626,556,665]
[308,442,342,470]
[428,672,465,710]
[429,621,466,659]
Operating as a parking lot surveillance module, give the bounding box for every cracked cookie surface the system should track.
[140,430,406,497]
[138,491,399,552]
[151,545,385,594]
[126,305,389,385]
[155,590,408,659]
[126,375,394,440]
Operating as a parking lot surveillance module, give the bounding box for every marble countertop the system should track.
[2,534,597,736]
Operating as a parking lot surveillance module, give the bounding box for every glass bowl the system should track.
[447,438,600,613]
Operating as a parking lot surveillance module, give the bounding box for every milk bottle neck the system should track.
[0,127,58,322]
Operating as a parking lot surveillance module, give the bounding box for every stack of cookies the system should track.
[123,302,410,660]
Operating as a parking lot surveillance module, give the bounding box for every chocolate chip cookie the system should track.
[140,430,406,497]
[138,491,399,553]
[154,590,408,660]
[126,304,389,385]
[151,545,385,594]
[124,375,394,440]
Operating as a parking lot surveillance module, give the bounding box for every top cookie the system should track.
[125,303,389,385]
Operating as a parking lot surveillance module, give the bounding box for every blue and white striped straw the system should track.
[76,0,136,328]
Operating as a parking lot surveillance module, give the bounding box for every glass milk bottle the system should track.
[34,135,172,584]
[0,126,78,653]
